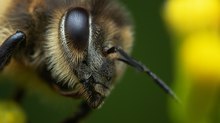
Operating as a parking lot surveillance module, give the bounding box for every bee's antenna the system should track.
[108,47,181,103]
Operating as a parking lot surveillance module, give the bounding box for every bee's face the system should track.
[46,1,133,108]
[61,7,117,108]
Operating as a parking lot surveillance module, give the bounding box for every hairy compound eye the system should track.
[65,7,89,51]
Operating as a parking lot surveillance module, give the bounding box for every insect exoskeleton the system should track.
[45,0,134,108]
[0,0,134,109]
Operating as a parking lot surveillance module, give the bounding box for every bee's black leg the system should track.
[62,101,92,123]
[0,31,26,70]
[0,31,27,121]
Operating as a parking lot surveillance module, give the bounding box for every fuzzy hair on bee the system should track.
[0,0,133,108]
[0,0,179,122]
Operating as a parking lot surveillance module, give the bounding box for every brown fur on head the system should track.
[45,0,133,108]
[0,0,134,108]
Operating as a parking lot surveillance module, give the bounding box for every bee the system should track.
[0,0,179,122]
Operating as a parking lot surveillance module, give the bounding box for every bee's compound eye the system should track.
[65,8,89,51]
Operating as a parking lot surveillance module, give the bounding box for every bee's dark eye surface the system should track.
[65,8,89,50]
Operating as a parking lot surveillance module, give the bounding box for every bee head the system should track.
[46,1,133,109]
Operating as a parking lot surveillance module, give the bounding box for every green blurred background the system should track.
[0,0,173,123]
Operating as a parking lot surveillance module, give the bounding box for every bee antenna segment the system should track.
[111,46,181,103]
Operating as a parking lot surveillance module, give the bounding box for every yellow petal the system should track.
[180,32,220,83]
[0,101,26,123]
[164,0,220,35]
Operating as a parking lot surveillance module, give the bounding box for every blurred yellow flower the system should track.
[180,32,220,83]
[164,0,220,35]
[0,101,26,123]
